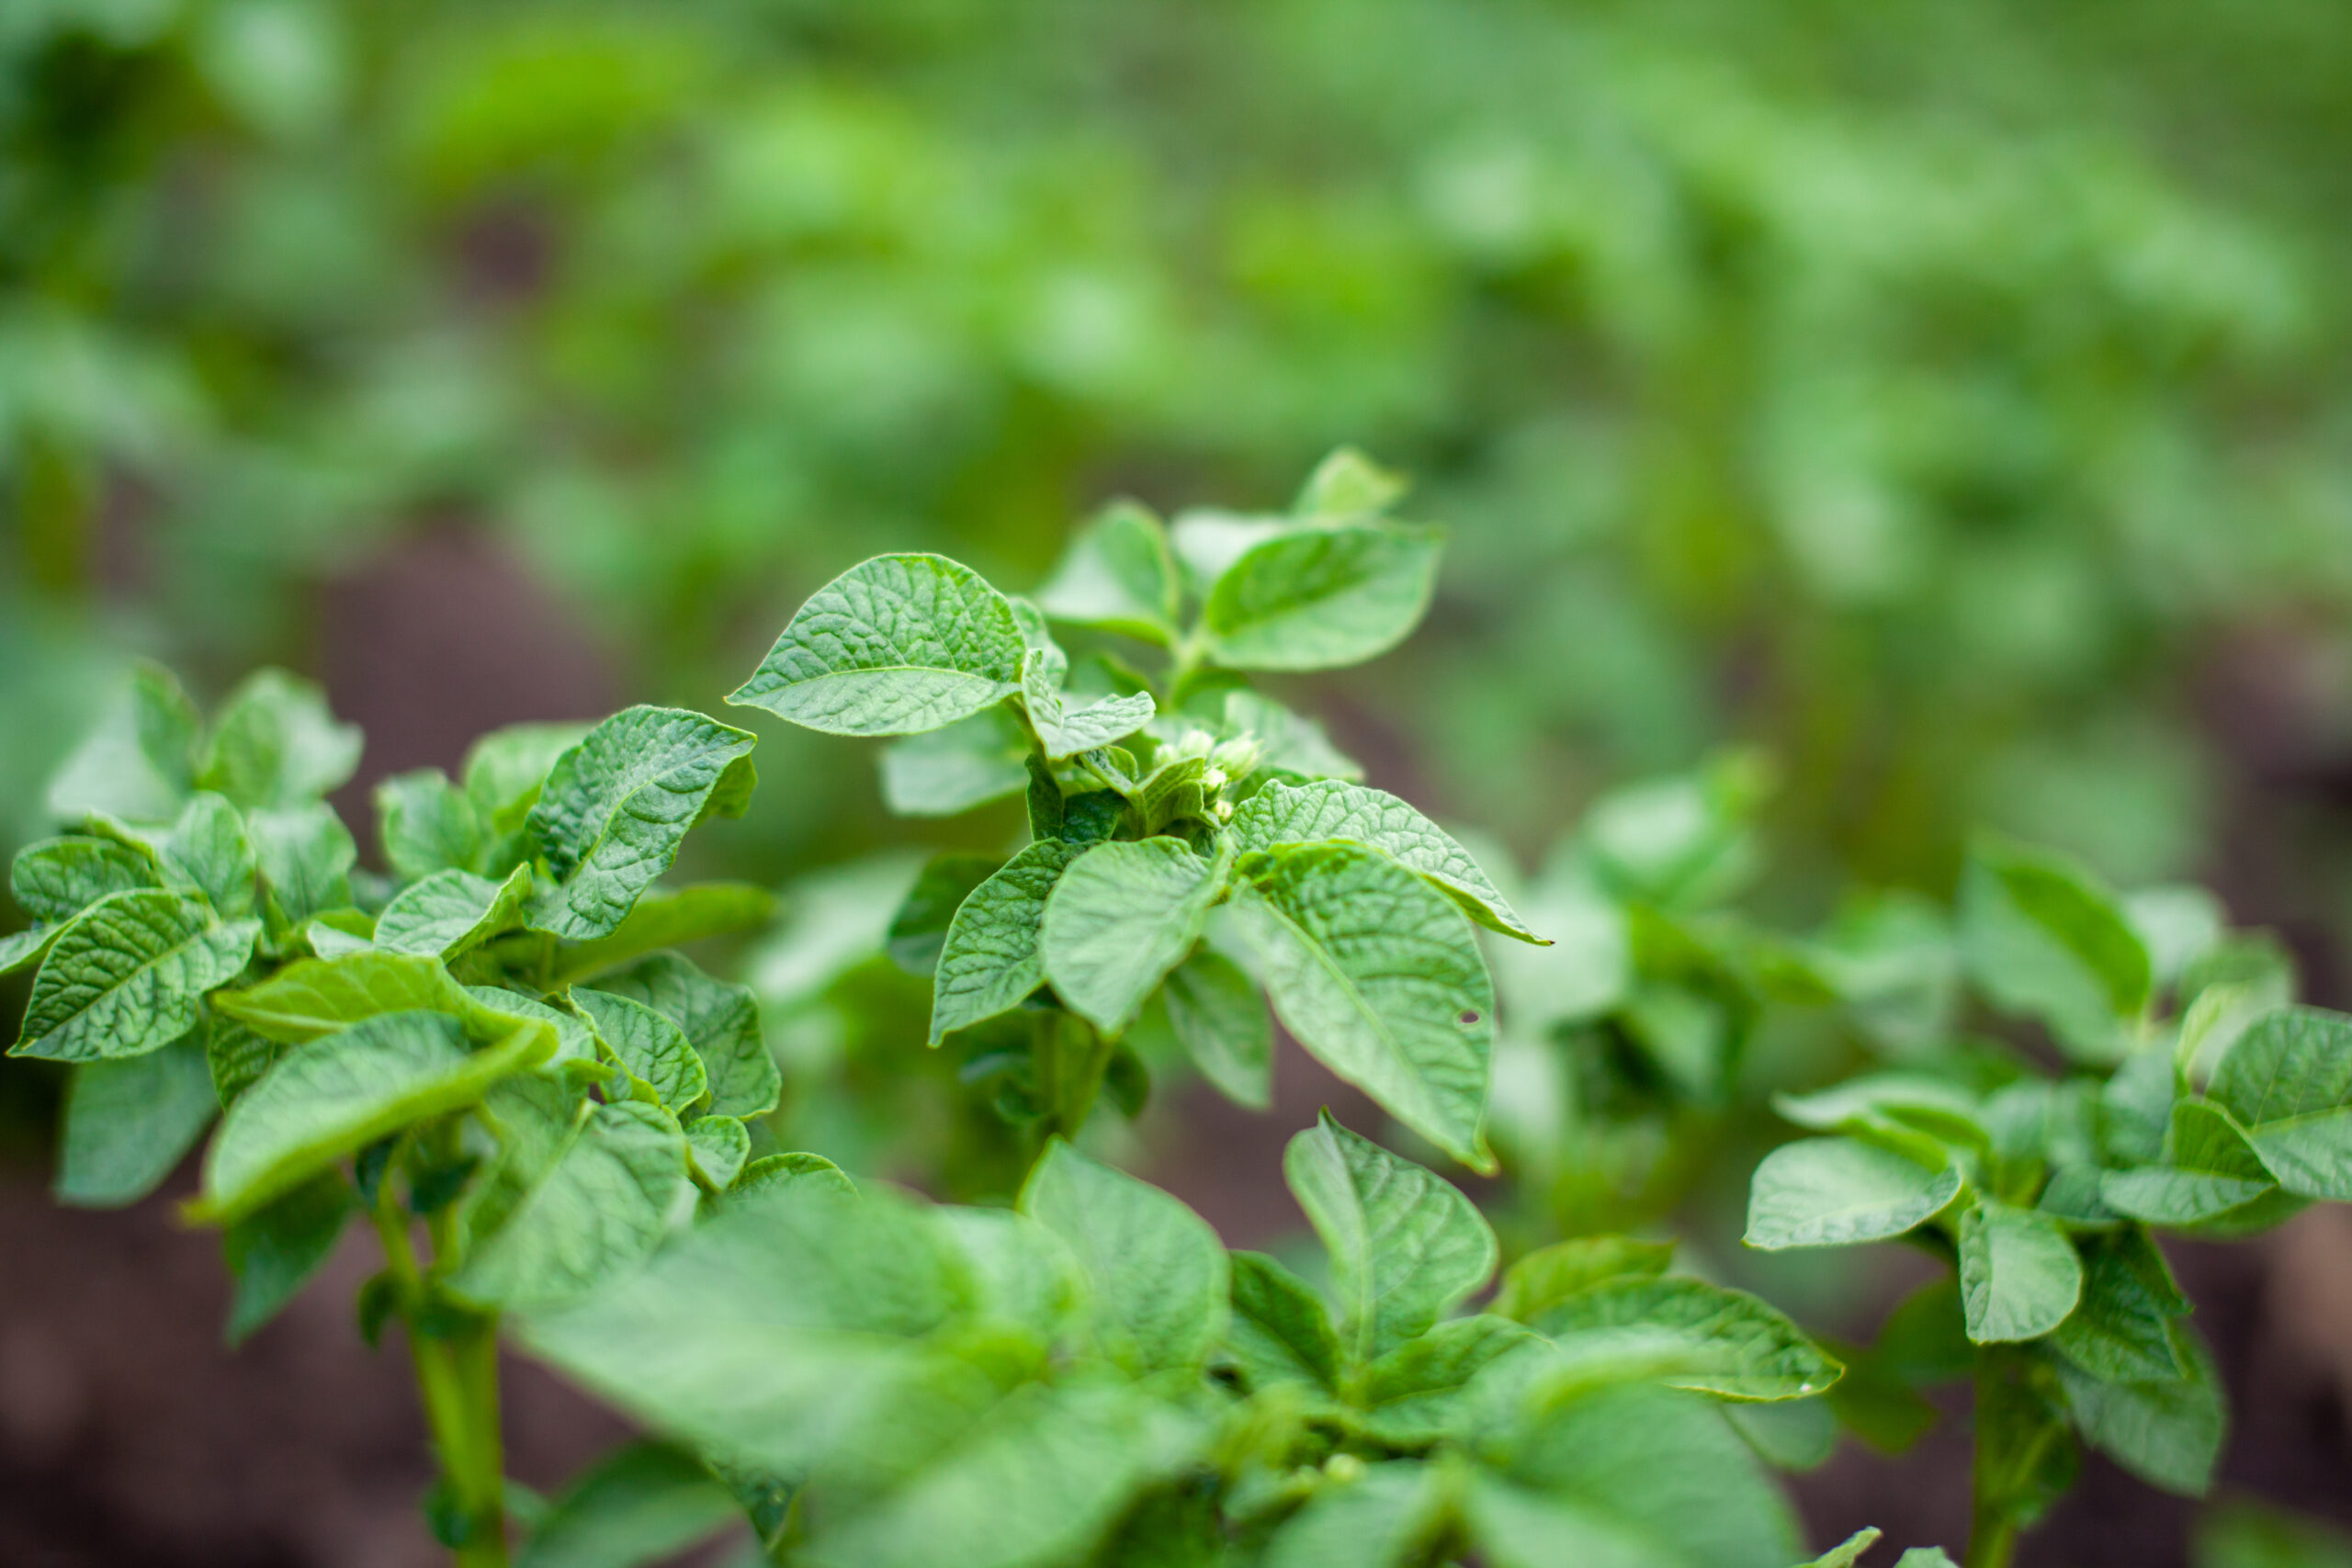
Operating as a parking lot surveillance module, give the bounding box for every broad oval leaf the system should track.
[685,1115,752,1189]
[2209,1006,2352,1200]
[45,660,199,824]
[2099,1100,2278,1225]
[1356,1315,1542,1443]
[1019,649,1157,761]
[12,890,260,1062]
[1492,1236,1675,1324]
[223,1172,356,1344]
[1230,843,1495,1168]
[197,668,362,810]
[1136,945,1272,1111]
[53,1033,219,1207]
[1264,1461,1449,1568]
[590,952,780,1120]
[218,950,494,1043]
[1226,1250,1342,1393]
[1040,837,1223,1036]
[374,864,534,958]
[575,988,709,1114]
[1202,522,1442,671]
[162,793,258,917]
[1231,779,1542,943]
[1960,840,2152,1064]
[11,836,163,923]
[2052,1323,2222,1497]
[729,553,1026,736]
[198,1010,550,1223]
[447,1098,691,1311]
[1285,1113,1498,1364]
[929,840,1077,1045]
[2048,1227,2188,1383]
[1957,1202,2083,1343]
[1531,1277,1842,1402]
[375,768,485,882]
[527,707,759,942]
[1744,1136,1963,1251]
[510,1440,741,1568]
[1019,1139,1227,1377]
[247,802,357,926]
[1035,501,1181,646]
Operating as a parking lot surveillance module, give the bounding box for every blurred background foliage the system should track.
[6,0,2352,1556]
[7,0,2352,931]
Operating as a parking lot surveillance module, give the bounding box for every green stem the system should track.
[373,1163,510,1568]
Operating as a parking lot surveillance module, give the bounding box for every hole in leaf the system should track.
[1459,1010,1480,1026]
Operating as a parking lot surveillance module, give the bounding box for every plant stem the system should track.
[372,1166,510,1567]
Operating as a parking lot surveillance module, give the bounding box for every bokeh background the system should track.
[5,0,2352,1563]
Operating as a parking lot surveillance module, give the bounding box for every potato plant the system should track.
[6,452,2349,1567]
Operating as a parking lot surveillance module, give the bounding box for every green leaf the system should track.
[1493,1236,1675,1324]
[12,835,164,922]
[1040,838,1224,1036]
[880,705,1033,817]
[2193,1502,2352,1568]
[888,852,1001,976]
[204,1010,286,1103]
[46,662,199,823]
[1020,650,1158,761]
[730,553,1027,735]
[516,1183,980,1484]
[1285,1113,1497,1364]
[575,988,708,1113]
[248,802,357,926]
[1798,1529,1884,1567]
[0,924,60,976]
[1745,1137,1963,1251]
[448,1098,690,1311]
[198,1010,549,1223]
[12,891,260,1062]
[1036,501,1181,646]
[685,1115,750,1189]
[1532,1278,1844,1402]
[53,1032,218,1206]
[526,707,759,942]
[1960,840,2152,1063]
[1231,779,1543,944]
[807,1381,1197,1568]
[1894,1552,1962,1568]
[217,950,492,1043]
[2055,1323,2224,1496]
[1230,843,1496,1169]
[512,1440,740,1568]
[1357,1315,1542,1442]
[465,723,592,841]
[2100,1100,2278,1225]
[162,793,258,917]
[222,1171,355,1343]
[589,952,779,1119]
[463,987,601,1075]
[2049,1227,2188,1383]
[1295,446,1409,518]
[1264,1462,1450,1568]
[1958,1202,2084,1343]
[1226,1250,1343,1393]
[376,769,485,881]
[197,668,362,810]
[929,840,1077,1045]
[2210,1007,2352,1200]
[935,1207,1083,1342]
[1136,946,1272,1111]
[1201,523,1442,671]
[1473,1384,1802,1568]
[545,882,778,985]
[1019,1139,1227,1377]
[375,864,534,958]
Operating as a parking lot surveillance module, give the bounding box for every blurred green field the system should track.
[8,0,2352,916]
